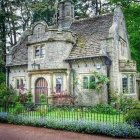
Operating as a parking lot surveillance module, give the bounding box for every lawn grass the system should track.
[18,109,124,123]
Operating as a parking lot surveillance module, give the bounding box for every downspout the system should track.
[107,65,111,104]
[69,62,73,96]
[69,62,75,105]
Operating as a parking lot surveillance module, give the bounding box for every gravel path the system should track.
[0,123,137,140]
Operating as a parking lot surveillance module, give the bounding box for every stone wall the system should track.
[9,65,28,93]
[28,23,76,71]
[28,41,73,70]
[29,71,68,102]
[108,7,137,96]
[71,58,108,106]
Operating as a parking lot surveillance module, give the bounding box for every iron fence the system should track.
[0,103,139,125]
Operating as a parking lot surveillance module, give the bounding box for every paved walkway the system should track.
[0,123,137,140]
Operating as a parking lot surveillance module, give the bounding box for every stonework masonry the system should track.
[6,1,139,105]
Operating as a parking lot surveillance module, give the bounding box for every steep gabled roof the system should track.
[7,30,30,66]
[10,38,28,66]
[7,13,114,66]
[67,13,113,60]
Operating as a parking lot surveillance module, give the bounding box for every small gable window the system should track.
[35,45,45,58]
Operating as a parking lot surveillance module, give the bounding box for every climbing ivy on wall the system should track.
[89,71,109,92]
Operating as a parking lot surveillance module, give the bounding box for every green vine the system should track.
[89,71,109,92]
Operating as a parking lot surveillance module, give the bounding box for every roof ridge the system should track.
[73,13,113,23]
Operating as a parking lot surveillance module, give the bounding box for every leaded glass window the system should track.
[83,76,95,89]
[83,76,88,89]
[122,74,135,94]
[56,77,63,93]
[35,45,45,58]
[35,46,40,58]
[122,74,128,93]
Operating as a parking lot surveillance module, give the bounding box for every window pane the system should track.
[20,79,24,86]
[89,76,95,89]
[56,77,62,93]
[83,77,88,89]
[130,75,134,93]
[16,79,19,89]
[40,46,45,58]
[122,75,128,93]
[35,46,40,58]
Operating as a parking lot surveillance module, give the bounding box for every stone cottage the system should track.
[6,0,138,105]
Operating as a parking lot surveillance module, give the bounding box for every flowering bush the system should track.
[0,113,139,138]
[52,94,74,105]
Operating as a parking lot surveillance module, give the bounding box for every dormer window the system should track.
[35,45,45,58]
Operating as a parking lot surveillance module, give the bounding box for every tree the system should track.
[124,4,140,71]
[31,0,56,25]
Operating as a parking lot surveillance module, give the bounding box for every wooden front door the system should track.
[35,78,48,103]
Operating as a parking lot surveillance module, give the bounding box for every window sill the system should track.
[34,57,45,60]
[123,93,136,95]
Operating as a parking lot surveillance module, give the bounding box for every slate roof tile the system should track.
[67,13,113,60]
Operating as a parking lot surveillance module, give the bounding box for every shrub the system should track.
[0,72,6,84]
[26,92,33,103]
[40,93,46,104]
[24,102,36,111]
[125,103,140,128]
[13,102,25,114]
[0,83,18,107]
[18,93,28,104]
[110,92,139,111]
[89,104,120,115]
[0,112,8,122]
[0,113,139,138]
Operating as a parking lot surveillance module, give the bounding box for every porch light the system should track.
[31,61,40,70]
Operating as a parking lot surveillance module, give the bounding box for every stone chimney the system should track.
[58,0,74,30]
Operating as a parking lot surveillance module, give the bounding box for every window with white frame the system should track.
[56,76,63,93]
[122,74,135,94]
[35,45,45,58]
[83,75,95,89]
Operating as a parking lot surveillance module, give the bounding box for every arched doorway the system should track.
[35,78,48,103]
